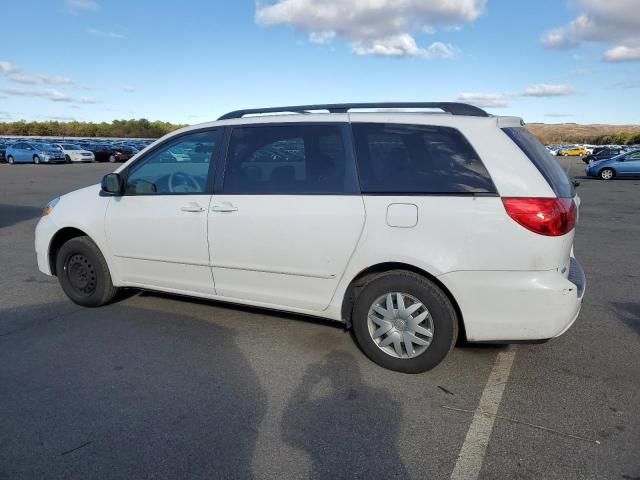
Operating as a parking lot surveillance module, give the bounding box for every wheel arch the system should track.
[48,227,90,275]
[340,262,466,340]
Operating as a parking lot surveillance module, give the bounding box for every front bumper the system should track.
[439,257,586,342]
[35,215,58,275]
[42,155,66,163]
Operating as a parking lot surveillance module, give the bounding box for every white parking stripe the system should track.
[450,348,517,480]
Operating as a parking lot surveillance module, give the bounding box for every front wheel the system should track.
[65,155,71,163]
[108,155,117,163]
[56,236,118,307]
[351,271,458,373]
[600,168,614,180]
[7,155,14,164]
[33,155,40,164]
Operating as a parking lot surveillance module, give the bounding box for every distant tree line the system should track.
[0,119,185,138]
[528,128,640,146]
[588,132,640,145]
[1,119,639,145]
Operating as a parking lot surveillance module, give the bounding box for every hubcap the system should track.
[602,170,612,179]
[367,292,434,359]
[65,254,97,295]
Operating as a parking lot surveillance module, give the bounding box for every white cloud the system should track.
[309,31,336,44]
[456,83,576,108]
[88,28,125,39]
[603,45,640,62]
[255,0,486,57]
[0,87,97,104]
[6,72,76,86]
[68,0,98,11]
[0,60,83,89]
[352,35,458,58]
[455,93,509,108]
[523,84,574,97]
[122,86,136,92]
[541,0,640,62]
[0,61,15,73]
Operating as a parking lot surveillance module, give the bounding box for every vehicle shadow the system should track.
[0,204,42,228]
[0,301,267,479]
[281,351,409,479]
[611,302,640,335]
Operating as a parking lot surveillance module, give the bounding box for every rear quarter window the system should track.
[502,127,575,198]
[351,123,496,194]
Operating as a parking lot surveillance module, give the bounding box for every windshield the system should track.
[61,144,80,150]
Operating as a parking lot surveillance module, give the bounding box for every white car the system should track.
[54,143,95,163]
[35,102,586,373]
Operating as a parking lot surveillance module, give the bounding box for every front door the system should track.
[208,122,365,311]
[105,129,221,295]
[618,151,640,176]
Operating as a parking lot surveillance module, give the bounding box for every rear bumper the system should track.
[439,257,586,342]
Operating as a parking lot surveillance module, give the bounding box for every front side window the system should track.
[352,123,496,194]
[125,130,219,194]
[223,124,358,194]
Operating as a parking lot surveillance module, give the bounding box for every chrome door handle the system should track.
[211,203,238,213]
[181,202,205,213]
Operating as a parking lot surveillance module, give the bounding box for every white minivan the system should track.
[35,103,585,372]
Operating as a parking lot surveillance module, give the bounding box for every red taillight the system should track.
[502,197,577,236]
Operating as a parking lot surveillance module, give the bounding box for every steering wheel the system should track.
[168,171,201,193]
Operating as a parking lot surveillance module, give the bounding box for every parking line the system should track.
[450,348,517,480]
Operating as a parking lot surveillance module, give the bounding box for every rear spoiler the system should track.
[496,116,525,128]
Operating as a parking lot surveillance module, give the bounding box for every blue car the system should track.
[586,149,640,180]
[5,141,66,164]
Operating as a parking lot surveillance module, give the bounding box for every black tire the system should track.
[351,270,458,373]
[33,155,40,164]
[56,236,118,307]
[599,168,615,180]
[7,155,14,164]
[65,154,71,163]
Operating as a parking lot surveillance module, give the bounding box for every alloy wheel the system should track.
[367,292,434,359]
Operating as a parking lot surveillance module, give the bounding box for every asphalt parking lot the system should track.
[1,159,638,480]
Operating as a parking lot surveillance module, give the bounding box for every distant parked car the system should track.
[85,144,135,163]
[585,150,640,179]
[0,142,8,162]
[53,143,95,163]
[582,147,627,164]
[558,146,588,156]
[5,142,66,164]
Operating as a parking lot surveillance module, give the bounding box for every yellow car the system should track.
[558,146,589,156]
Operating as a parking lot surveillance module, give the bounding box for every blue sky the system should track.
[1,0,639,125]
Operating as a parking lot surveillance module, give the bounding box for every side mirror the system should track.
[101,173,123,196]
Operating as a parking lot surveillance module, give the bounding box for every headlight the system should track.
[42,197,60,216]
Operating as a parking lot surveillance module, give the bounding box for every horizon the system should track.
[2,0,639,125]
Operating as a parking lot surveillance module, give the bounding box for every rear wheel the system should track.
[351,271,458,373]
[600,168,614,180]
[7,155,14,164]
[55,236,118,307]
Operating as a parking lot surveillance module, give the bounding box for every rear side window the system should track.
[223,124,358,194]
[502,127,575,198]
[351,123,496,194]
